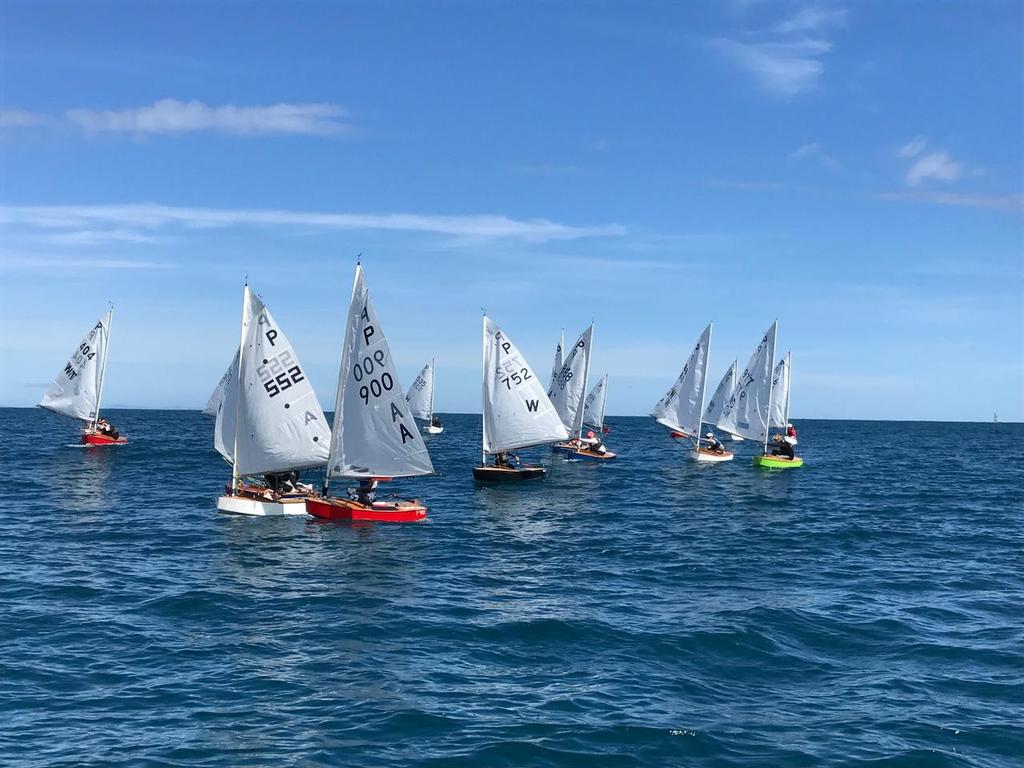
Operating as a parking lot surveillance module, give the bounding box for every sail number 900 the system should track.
[353,349,394,405]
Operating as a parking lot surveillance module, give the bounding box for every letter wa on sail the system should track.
[40,309,111,423]
[325,265,433,479]
[482,316,568,455]
[651,323,712,437]
[716,321,778,443]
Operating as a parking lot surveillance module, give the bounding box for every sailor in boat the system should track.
[95,418,120,439]
[784,423,798,445]
[430,414,443,430]
[493,452,522,469]
[579,430,607,456]
[770,434,796,459]
[348,479,379,505]
[703,431,726,455]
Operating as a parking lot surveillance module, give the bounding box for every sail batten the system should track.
[651,323,712,437]
[482,316,568,455]
[326,265,433,480]
[40,309,112,424]
[716,321,778,443]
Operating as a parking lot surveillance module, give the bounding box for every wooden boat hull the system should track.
[551,442,616,461]
[472,465,546,481]
[305,495,427,522]
[753,454,804,469]
[689,448,734,463]
[216,494,310,516]
[81,430,127,446]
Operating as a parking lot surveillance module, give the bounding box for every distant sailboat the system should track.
[215,285,330,515]
[652,322,733,463]
[407,359,444,434]
[306,264,434,522]
[474,315,569,481]
[768,351,795,444]
[40,307,127,446]
[703,360,743,442]
[550,324,615,460]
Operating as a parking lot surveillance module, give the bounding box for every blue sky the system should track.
[1,1,1022,421]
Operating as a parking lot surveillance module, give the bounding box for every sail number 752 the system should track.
[501,368,532,389]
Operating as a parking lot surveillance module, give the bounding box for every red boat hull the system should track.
[305,496,427,523]
[81,431,127,446]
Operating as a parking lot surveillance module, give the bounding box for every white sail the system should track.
[549,330,564,389]
[651,323,712,437]
[203,358,235,417]
[582,373,609,430]
[232,288,331,477]
[40,309,111,423]
[482,316,569,455]
[768,353,791,428]
[548,323,594,438]
[213,287,256,465]
[716,321,778,443]
[326,265,433,480]
[703,360,738,425]
[406,360,434,422]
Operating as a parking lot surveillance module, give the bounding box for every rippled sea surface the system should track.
[2,408,1022,767]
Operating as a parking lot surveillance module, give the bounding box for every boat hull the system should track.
[472,465,546,481]
[305,496,427,522]
[689,448,734,463]
[552,442,616,461]
[216,494,310,516]
[425,425,444,435]
[81,430,127,446]
[753,454,804,469]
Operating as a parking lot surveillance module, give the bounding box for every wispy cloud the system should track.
[878,190,1024,212]
[898,135,928,159]
[788,141,840,170]
[904,151,962,187]
[0,109,47,128]
[63,98,351,136]
[0,203,625,243]
[0,254,172,272]
[713,6,846,98]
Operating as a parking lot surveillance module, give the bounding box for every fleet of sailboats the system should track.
[38,277,806,523]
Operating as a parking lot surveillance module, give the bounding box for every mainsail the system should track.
[582,374,609,431]
[651,323,712,437]
[406,359,434,422]
[549,330,565,389]
[482,315,568,455]
[40,309,112,424]
[326,265,433,480]
[716,321,778,443]
[768,353,791,428]
[703,360,737,426]
[231,287,331,477]
[548,323,594,439]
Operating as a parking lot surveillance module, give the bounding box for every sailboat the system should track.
[651,323,733,463]
[768,351,794,444]
[717,322,801,468]
[474,315,569,481]
[549,329,565,390]
[583,373,610,435]
[550,324,615,460]
[40,307,127,446]
[306,264,434,522]
[407,359,444,434]
[703,360,743,442]
[215,285,331,515]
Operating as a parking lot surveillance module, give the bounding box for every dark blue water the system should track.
[1,408,1021,767]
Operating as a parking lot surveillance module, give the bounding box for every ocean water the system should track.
[1,408,1021,767]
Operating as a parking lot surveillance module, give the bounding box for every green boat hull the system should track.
[753,454,804,469]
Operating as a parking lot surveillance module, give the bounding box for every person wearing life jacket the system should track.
[581,430,606,455]
[704,431,725,454]
[771,434,796,459]
[784,423,798,446]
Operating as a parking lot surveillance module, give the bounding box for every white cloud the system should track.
[788,141,840,170]
[878,190,1024,212]
[64,99,350,136]
[905,150,962,187]
[714,6,846,98]
[0,254,171,271]
[898,135,928,158]
[0,109,47,128]
[0,203,625,243]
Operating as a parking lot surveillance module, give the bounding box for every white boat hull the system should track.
[425,425,444,434]
[689,448,734,463]
[216,495,310,516]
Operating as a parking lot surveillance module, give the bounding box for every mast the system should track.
[429,356,435,422]
[695,323,712,453]
[577,323,593,439]
[480,313,487,466]
[784,351,792,425]
[762,320,777,457]
[231,284,248,494]
[93,304,113,429]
